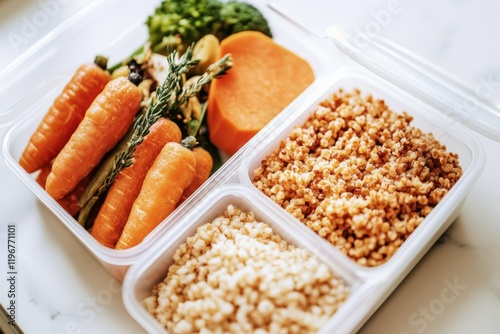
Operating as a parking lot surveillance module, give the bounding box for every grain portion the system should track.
[252,88,462,267]
[146,205,349,334]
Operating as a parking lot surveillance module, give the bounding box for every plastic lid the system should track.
[267,1,500,142]
[326,25,500,143]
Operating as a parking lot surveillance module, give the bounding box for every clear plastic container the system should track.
[1,0,498,333]
[0,0,334,281]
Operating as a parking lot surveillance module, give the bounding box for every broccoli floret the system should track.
[108,0,272,72]
[146,0,223,49]
[146,0,272,51]
[217,1,272,40]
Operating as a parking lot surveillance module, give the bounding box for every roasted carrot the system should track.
[91,118,182,248]
[19,63,110,173]
[207,31,314,156]
[177,146,213,206]
[35,164,51,188]
[45,77,142,199]
[36,161,90,217]
[115,137,197,249]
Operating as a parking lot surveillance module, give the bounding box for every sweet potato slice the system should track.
[207,31,314,156]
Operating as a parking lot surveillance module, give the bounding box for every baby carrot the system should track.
[36,162,91,217]
[19,63,110,173]
[177,146,213,206]
[91,118,182,248]
[35,164,51,188]
[45,76,142,199]
[115,137,197,250]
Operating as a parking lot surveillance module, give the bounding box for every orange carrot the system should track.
[177,146,213,206]
[19,63,110,173]
[45,77,142,199]
[36,161,90,217]
[91,118,182,248]
[35,164,52,188]
[115,137,197,249]
[207,31,315,156]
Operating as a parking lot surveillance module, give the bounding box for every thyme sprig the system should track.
[77,47,233,228]
[116,51,232,180]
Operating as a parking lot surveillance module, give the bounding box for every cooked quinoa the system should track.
[252,88,462,267]
[145,205,349,334]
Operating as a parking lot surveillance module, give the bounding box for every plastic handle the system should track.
[326,25,500,142]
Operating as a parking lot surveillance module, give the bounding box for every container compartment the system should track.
[122,184,370,334]
[240,67,480,272]
[0,0,335,281]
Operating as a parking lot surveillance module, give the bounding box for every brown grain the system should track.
[252,88,462,267]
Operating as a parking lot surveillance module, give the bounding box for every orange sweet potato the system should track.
[207,31,314,156]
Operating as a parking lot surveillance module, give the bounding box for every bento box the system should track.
[0,0,333,281]
[1,0,497,333]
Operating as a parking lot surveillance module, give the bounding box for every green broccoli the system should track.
[109,0,272,72]
[217,1,272,40]
[146,0,223,50]
[146,0,272,50]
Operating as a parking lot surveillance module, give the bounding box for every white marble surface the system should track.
[1,0,500,333]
